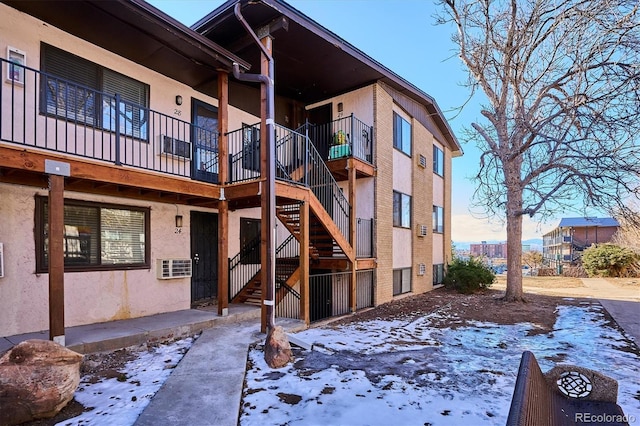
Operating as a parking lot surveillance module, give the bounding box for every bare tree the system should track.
[522,250,543,271]
[437,0,640,301]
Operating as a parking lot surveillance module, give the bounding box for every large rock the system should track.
[264,326,293,369]
[0,339,83,425]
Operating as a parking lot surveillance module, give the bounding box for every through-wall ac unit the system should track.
[156,259,192,279]
[417,224,428,237]
[161,135,191,159]
[418,263,426,276]
[0,243,4,278]
[418,154,427,168]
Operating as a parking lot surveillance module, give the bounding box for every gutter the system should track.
[232,2,277,331]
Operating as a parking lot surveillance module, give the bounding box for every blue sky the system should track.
[147,0,558,243]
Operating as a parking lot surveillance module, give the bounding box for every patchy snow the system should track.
[240,302,640,426]
[56,337,194,426]
[56,302,639,425]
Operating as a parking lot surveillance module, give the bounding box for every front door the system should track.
[192,99,219,183]
[190,211,218,304]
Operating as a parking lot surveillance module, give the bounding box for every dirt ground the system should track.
[21,278,629,425]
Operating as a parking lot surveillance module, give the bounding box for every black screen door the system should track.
[190,211,218,303]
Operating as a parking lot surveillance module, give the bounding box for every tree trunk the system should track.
[504,183,525,302]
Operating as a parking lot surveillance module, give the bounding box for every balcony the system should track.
[1,58,219,183]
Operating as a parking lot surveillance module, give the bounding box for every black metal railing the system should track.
[228,235,262,302]
[226,123,350,242]
[356,269,374,310]
[302,114,373,164]
[0,58,219,182]
[356,218,373,258]
[275,282,301,319]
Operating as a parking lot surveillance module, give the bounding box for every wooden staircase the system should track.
[232,258,300,305]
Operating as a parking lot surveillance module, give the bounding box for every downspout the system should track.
[232,2,276,331]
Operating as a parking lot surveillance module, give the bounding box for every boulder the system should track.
[0,339,83,425]
[264,326,293,369]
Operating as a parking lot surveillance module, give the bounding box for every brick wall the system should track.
[412,123,434,294]
[373,84,394,304]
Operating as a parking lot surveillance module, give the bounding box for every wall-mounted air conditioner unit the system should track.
[417,224,428,237]
[418,263,426,276]
[156,259,192,279]
[0,243,4,278]
[418,154,427,168]
[161,135,191,159]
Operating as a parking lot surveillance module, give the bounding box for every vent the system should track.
[0,243,4,278]
[418,154,427,168]
[418,263,426,276]
[161,135,191,159]
[417,224,428,237]
[157,259,192,279]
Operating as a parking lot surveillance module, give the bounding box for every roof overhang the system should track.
[194,0,462,155]
[2,0,250,90]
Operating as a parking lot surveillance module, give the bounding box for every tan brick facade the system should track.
[373,85,395,304]
[412,123,434,294]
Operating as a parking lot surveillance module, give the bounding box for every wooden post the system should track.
[348,159,357,313]
[300,200,310,325]
[259,35,273,333]
[217,71,229,316]
[48,174,65,344]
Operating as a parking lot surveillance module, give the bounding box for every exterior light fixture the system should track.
[175,95,183,106]
[175,214,183,228]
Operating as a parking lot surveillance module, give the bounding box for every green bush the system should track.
[443,257,495,294]
[582,244,637,277]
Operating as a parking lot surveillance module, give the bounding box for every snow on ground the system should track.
[240,301,640,426]
[56,337,194,426]
[56,300,639,425]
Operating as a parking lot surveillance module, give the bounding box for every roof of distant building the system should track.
[557,217,619,228]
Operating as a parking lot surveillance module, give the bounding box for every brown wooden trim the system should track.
[308,194,354,261]
[0,145,221,201]
[218,71,229,184]
[356,258,377,270]
[48,174,65,341]
[217,200,229,315]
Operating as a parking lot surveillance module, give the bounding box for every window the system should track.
[433,205,444,233]
[393,191,411,228]
[35,197,149,272]
[40,44,149,140]
[433,145,444,176]
[393,112,411,156]
[393,268,412,295]
[433,264,445,286]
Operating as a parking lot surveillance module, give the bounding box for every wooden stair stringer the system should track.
[308,193,354,262]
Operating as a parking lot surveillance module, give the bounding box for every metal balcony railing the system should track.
[301,114,374,164]
[0,58,219,182]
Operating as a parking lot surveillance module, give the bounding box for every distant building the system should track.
[470,241,508,258]
[542,217,620,269]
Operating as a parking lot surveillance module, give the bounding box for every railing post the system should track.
[114,93,121,165]
[350,113,354,157]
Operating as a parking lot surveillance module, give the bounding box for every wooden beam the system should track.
[48,174,65,344]
[356,258,377,270]
[0,145,221,200]
[218,70,229,316]
[300,200,310,325]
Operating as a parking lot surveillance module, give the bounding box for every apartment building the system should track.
[0,0,462,339]
[542,217,620,269]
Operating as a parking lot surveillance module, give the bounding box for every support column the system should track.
[348,159,357,313]
[218,71,229,316]
[300,200,310,325]
[48,173,65,344]
[259,34,274,333]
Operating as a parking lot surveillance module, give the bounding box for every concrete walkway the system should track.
[134,315,306,426]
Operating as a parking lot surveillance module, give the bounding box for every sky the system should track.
[57,300,640,425]
[146,0,566,243]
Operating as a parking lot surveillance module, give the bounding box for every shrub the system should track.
[443,257,495,294]
[581,244,637,277]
